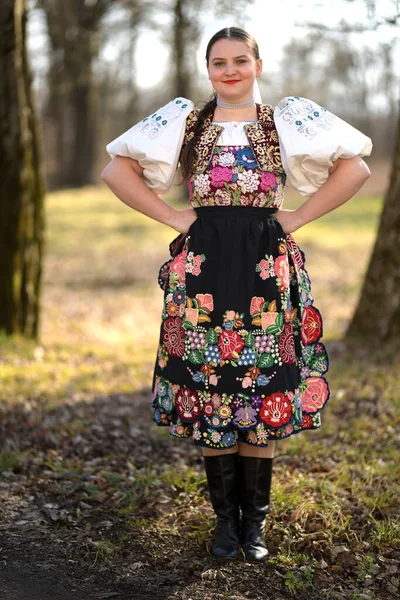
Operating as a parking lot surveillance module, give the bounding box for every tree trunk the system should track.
[0,0,46,339]
[346,104,400,342]
[42,0,104,188]
[172,0,193,99]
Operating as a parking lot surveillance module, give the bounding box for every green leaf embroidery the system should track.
[245,331,254,346]
[188,350,203,364]
[258,353,274,368]
[206,329,217,344]
[183,319,194,330]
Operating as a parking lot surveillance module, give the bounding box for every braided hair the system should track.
[180,27,260,180]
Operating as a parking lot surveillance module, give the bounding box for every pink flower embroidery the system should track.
[185,308,199,326]
[195,293,214,312]
[211,167,232,188]
[301,377,329,412]
[169,250,187,284]
[260,172,277,192]
[261,311,278,330]
[275,255,290,289]
[250,296,265,316]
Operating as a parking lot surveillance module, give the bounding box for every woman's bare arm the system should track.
[276,155,371,234]
[101,156,197,234]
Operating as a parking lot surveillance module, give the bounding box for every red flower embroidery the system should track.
[301,377,329,412]
[259,393,292,428]
[301,306,323,345]
[301,414,314,429]
[162,316,185,357]
[217,330,245,360]
[278,324,296,364]
[175,387,201,422]
[286,234,304,270]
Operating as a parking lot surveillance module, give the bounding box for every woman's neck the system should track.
[213,104,258,123]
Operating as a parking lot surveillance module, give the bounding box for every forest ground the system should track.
[1,175,399,600]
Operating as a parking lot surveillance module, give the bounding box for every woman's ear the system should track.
[256,58,263,77]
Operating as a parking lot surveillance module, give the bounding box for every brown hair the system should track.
[180,27,260,179]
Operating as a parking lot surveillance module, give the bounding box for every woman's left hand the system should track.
[275,209,303,234]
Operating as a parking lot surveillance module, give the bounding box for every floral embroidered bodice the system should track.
[188,143,286,209]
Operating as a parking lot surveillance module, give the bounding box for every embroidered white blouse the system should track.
[105,96,372,197]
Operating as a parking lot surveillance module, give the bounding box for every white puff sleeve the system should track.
[106,97,195,195]
[273,96,373,196]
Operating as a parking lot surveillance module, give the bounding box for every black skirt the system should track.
[152,207,330,449]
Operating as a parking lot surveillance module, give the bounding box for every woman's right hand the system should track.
[170,207,198,234]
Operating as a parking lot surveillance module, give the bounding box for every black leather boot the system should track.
[239,456,273,563]
[203,452,240,559]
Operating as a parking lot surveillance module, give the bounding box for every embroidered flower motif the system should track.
[301,414,314,428]
[185,308,199,326]
[301,377,329,412]
[252,193,268,207]
[261,311,278,330]
[250,296,265,316]
[237,170,260,193]
[167,301,179,316]
[256,255,275,280]
[218,151,235,167]
[175,387,201,422]
[187,329,206,349]
[233,405,258,429]
[286,234,304,270]
[186,251,205,276]
[214,189,231,206]
[162,316,185,357]
[275,255,290,289]
[260,172,277,192]
[169,250,187,286]
[204,344,221,366]
[173,290,185,304]
[278,324,296,364]
[251,395,263,409]
[218,330,245,360]
[237,147,258,169]
[195,293,214,312]
[238,347,257,366]
[211,167,232,188]
[259,393,292,428]
[193,174,211,197]
[301,306,323,345]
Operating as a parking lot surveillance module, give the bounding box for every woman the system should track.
[101,27,372,563]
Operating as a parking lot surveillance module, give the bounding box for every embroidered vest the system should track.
[180,103,283,176]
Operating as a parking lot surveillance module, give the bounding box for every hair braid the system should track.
[180,94,217,180]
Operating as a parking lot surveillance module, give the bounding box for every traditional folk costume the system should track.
[106,95,372,561]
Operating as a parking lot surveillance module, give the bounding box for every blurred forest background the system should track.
[27,0,398,189]
[1,2,400,599]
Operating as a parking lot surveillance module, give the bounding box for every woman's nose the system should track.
[224,63,237,76]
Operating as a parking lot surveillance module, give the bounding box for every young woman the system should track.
[101,27,372,563]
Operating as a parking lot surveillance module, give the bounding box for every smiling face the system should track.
[207,38,262,103]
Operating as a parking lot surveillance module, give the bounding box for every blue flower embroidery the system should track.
[237,147,258,169]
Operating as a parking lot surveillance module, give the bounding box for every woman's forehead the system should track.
[208,38,252,60]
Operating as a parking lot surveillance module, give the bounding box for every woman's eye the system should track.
[238,60,247,64]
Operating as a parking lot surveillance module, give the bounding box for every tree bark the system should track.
[42,0,106,188]
[346,103,400,342]
[0,0,46,339]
